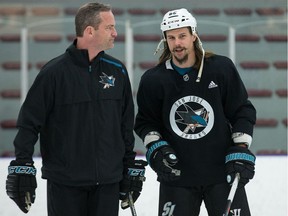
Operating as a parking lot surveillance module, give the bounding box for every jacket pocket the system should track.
[55,86,92,105]
[97,82,123,100]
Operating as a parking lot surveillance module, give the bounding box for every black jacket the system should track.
[135,55,256,186]
[14,40,136,186]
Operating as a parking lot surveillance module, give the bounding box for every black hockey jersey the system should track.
[135,55,256,186]
[14,40,136,186]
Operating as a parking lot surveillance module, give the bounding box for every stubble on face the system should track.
[97,11,116,50]
[172,46,189,65]
[166,27,196,67]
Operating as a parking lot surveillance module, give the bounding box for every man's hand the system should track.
[146,140,181,182]
[225,146,256,187]
[6,160,37,213]
[120,159,148,209]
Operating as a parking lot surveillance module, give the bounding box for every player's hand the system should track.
[225,146,255,187]
[146,140,181,182]
[120,159,148,209]
[6,159,37,213]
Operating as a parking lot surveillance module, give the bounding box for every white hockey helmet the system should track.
[156,8,204,82]
[161,8,197,35]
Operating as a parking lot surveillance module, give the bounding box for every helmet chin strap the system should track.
[196,54,204,82]
[154,38,166,55]
[195,34,205,82]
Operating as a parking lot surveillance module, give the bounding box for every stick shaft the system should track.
[223,173,240,216]
[128,192,137,216]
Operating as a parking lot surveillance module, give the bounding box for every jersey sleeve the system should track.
[221,58,256,137]
[134,71,164,141]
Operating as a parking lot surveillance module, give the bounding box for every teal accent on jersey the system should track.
[171,61,193,76]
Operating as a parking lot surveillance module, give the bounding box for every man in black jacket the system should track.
[135,8,256,216]
[6,3,147,216]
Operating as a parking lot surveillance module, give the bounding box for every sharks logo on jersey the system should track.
[170,95,214,140]
[99,72,115,89]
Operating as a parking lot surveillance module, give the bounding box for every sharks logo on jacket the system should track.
[170,96,214,140]
[99,72,115,89]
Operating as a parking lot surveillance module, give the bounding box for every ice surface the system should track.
[0,156,287,216]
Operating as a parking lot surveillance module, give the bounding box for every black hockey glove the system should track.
[225,146,256,187]
[120,159,148,209]
[6,159,37,213]
[146,140,181,182]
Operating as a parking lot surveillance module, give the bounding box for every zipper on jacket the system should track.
[89,65,92,73]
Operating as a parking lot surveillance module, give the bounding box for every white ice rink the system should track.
[1,156,287,216]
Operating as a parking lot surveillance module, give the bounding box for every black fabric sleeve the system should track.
[221,58,256,136]
[134,71,164,141]
[14,68,55,160]
[121,66,136,167]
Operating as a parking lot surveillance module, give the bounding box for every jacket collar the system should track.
[66,39,105,67]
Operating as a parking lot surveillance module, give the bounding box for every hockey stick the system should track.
[128,192,137,216]
[223,172,240,216]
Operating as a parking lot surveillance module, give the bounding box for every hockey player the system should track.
[134,8,256,216]
[5,3,147,216]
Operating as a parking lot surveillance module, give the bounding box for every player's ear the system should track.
[84,26,94,37]
[191,34,197,42]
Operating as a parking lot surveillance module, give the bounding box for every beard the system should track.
[172,47,189,65]
[174,53,188,65]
